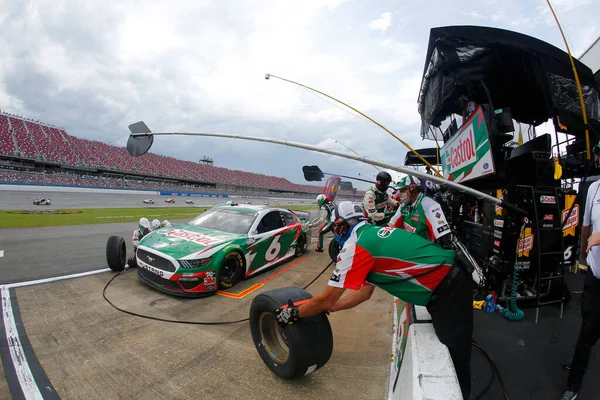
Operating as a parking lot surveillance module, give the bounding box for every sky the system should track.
[0,0,599,190]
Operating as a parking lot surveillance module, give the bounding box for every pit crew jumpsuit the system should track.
[389,193,451,243]
[132,228,150,250]
[362,187,398,226]
[310,201,336,251]
[329,221,473,399]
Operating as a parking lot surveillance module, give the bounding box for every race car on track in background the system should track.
[143,199,154,204]
[165,198,175,203]
[33,197,51,205]
[133,202,312,297]
[185,199,195,204]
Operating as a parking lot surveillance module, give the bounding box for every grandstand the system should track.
[0,111,365,199]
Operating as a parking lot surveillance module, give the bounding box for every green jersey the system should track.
[389,193,451,242]
[328,221,455,306]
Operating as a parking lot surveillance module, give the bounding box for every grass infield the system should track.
[1,205,316,228]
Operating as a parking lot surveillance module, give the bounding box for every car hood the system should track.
[138,224,246,258]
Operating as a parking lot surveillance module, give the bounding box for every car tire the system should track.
[328,238,340,263]
[106,236,127,272]
[295,234,306,257]
[218,251,244,289]
[250,287,333,380]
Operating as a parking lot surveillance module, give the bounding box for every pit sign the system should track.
[441,107,495,183]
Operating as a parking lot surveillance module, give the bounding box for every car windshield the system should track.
[188,209,256,234]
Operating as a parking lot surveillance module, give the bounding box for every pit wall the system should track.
[387,299,462,400]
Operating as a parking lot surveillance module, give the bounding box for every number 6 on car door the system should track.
[265,235,282,262]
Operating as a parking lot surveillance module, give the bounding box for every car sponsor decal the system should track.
[494,240,501,247]
[543,214,554,221]
[494,219,504,228]
[540,195,556,204]
[166,229,222,246]
[493,230,502,239]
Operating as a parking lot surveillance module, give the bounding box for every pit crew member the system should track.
[128,217,152,267]
[276,201,473,399]
[309,194,336,252]
[151,219,162,231]
[362,171,398,226]
[162,220,172,227]
[388,175,451,245]
[560,143,600,400]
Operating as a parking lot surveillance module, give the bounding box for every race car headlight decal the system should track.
[179,258,212,269]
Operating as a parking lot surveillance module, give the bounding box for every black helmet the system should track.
[375,171,392,192]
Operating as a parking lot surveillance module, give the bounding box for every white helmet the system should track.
[139,217,151,235]
[151,219,161,231]
[335,201,365,221]
[162,220,172,227]
[316,194,327,207]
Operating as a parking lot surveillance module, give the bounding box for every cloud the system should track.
[0,0,599,192]
[367,12,392,32]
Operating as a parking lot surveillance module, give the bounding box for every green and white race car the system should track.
[135,203,312,297]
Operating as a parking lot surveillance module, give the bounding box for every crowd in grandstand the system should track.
[0,112,365,198]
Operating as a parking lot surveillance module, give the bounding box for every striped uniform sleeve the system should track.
[422,198,451,241]
[328,243,374,290]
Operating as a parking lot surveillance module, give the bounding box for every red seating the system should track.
[0,112,366,198]
[0,115,15,155]
[10,117,37,158]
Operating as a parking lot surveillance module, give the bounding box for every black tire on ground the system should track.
[295,234,306,257]
[328,239,340,263]
[106,236,127,272]
[218,251,245,289]
[250,287,333,380]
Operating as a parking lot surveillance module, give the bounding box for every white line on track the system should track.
[1,286,44,399]
[6,268,111,289]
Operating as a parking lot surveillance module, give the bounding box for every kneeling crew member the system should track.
[276,201,473,399]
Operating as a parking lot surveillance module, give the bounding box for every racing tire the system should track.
[250,287,333,380]
[295,234,306,257]
[106,236,127,272]
[328,239,340,263]
[218,251,244,289]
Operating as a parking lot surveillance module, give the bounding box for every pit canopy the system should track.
[417,26,600,141]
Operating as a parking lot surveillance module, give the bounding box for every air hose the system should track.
[502,218,527,321]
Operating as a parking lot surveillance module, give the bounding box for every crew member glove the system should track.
[275,299,301,327]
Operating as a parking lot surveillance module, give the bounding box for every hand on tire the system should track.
[275,299,301,327]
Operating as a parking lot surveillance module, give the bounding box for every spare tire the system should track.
[106,236,127,272]
[328,238,340,263]
[250,287,333,380]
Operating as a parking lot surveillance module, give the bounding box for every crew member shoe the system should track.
[562,358,572,371]
[315,248,324,253]
[558,390,578,400]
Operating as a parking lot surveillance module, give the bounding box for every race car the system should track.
[33,198,51,205]
[135,203,312,297]
[165,198,175,203]
[143,199,155,204]
[185,199,195,204]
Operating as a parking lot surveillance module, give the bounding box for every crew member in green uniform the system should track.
[276,201,473,399]
[310,194,336,252]
[362,171,398,226]
[389,175,451,245]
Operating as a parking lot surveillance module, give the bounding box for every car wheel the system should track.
[328,239,340,263]
[218,251,244,289]
[294,234,306,257]
[250,287,333,380]
[106,236,127,272]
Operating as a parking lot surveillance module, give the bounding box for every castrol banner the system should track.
[441,107,496,183]
[323,175,342,202]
